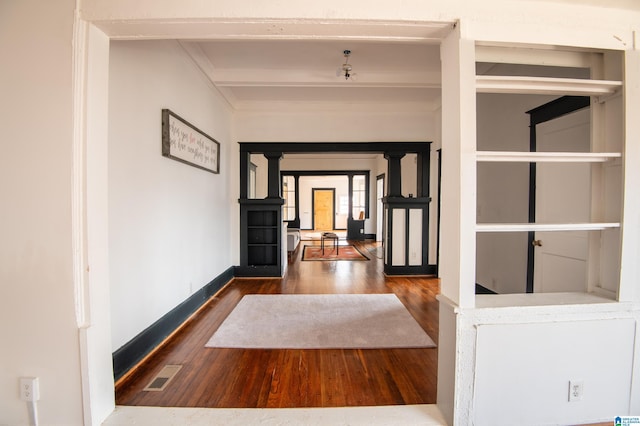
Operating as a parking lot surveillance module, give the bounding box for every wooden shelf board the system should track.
[476,75,622,96]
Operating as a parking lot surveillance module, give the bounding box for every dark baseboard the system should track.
[234,265,281,277]
[112,266,234,381]
[475,283,497,294]
[384,264,437,275]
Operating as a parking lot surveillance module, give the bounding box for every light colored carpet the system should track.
[205,294,436,349]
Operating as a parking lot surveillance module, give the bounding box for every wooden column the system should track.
[239,148,250,199]
[264,152,282,199]
[385,152,405,197]
[416,148,431,198]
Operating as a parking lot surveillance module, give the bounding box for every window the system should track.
[249,162,257,199]
[338,195,349,215]
[352,175,366,220]
[282,175,296,221]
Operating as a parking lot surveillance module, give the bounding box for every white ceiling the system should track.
[181,39,443,110]
[175,18,599,112]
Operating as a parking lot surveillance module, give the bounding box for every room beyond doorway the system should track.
[312,188,336,230]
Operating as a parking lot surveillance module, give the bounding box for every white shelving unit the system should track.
[475,72,624,298]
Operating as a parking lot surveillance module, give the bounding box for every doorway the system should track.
[526,96,591,293]
[313,188,335,231]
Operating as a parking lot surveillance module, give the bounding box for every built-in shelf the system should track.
[476,151,621,162]
[239,202,283,277]
[476,223,620,232]
[476,75,622,96]
[474,292,616,309]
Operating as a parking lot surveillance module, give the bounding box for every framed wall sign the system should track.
[161,109,220,174]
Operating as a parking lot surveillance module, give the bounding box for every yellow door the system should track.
[313,189,334,231]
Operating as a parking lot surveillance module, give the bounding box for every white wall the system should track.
[108,41,234,349]
[475,93,554,293]
[236,107,437,143]
[249,153,268,199]
[0,1,84,425]
[401,154,418,197]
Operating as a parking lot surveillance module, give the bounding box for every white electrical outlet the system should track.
[569,380,583,402]
[20,377,39,402]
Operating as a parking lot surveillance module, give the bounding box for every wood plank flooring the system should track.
[115,240,439,408]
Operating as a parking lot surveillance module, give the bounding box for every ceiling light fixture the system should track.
[337,49,356,81]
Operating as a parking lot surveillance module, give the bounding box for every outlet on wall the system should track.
[20,377,39,402]
[569,380,584,402]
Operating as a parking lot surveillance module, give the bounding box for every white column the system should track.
[78,23,117,424]
[437,22,478,426]
[439,23,477,309]
[619,47,640,303]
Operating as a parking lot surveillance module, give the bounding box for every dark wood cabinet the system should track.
[237,199,284,277]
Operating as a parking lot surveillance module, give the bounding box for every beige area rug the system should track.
[205,294,436,349]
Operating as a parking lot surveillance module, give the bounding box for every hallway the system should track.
[115,240,439,408]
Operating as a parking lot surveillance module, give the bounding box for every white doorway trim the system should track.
[76,16,454,425]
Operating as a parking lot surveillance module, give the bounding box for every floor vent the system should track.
[143,364,182,392]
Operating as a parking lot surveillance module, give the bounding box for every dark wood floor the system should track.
[115,240,440,408]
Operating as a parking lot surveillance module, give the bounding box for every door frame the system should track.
[376,173,385,242]
[525,96,590,293]
[312,188,336,230]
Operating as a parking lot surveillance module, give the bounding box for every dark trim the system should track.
[384,152,405,197]
[112,266,234,381]
[384,264,437,275]
[526,96,590,126]
[436,149,442,277]
[376,173,386,243]
[264,152,283,198]
[475,283,497,294]
[240,141,435,277]
[525,96,590,293]
[234,265,281,277]
[240,141,431,154]
[348,173,354,222]
[416,150,431,198]
[239,150,250,199]
[526,121,537,294]
[294,175,300,227]
[282,170,370,176]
